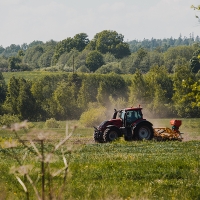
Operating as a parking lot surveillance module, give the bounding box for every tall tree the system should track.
[0,72,7,114]
[4,76,20,114]
[17,78,36,120]
[129,69,148,106]
[172,65,197,117]
[52,33,89,65]
[144,66,173,117]
[190,49,200,73]
[89,30,131,59]
[52,81,79,119]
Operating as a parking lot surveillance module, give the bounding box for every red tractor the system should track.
[94,106,154,143]
[94,106,183,143]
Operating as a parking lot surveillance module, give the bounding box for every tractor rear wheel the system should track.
[103,127,119,142]
[134,123,153,140]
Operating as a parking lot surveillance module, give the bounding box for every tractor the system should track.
[93,106,183,143]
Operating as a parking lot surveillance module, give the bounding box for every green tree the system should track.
[129,69,148,106]
[144,66,173,117]
[52,33,89,65]
[0,72,7,103]
[77,74,101,109]
[129,48,149,73]
[38,49,54,68]
[164,46,194,72]
[23,45,44,69]
[172,65,197,117]
[0,72,7,114]
[17,78,36,120]
[190,49,200,73]
[2,44,21,57]
[52,81,79,119]
[0,45,5,54]
[73,33,90,51]
[4,76,20,114]
[0,56,9,71]
[90,30,131,59]
[95,62,122,74]
[8,56,21,71]
[31,75,64,120]
[96,73,128,106]
[85,50,104,72]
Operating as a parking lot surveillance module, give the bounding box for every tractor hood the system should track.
[96,119,123,131]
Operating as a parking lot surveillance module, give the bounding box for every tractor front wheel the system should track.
[94,131,104,143]
[134,123,154,140]
[103,127,119,142]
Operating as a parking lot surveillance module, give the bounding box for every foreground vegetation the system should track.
[0,119,199,199]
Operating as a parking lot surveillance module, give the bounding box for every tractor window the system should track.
[126,110,142,124]
[119,110,125,120]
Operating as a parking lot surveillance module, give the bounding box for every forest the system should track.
[0,30,199,122]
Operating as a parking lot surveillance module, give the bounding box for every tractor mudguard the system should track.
[132,120,153,129]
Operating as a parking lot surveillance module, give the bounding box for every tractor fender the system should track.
[132,120,153,130]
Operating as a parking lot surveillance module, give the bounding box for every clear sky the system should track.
[0,0,199,47]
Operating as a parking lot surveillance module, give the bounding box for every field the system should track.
[0,119,200,200]
[2,71,67,83]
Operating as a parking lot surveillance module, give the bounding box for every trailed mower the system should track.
[94,106,183,143]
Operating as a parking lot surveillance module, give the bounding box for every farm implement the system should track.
[94,106,183,143]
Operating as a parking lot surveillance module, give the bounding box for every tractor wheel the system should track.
[94,131,99,142]
[134,123,154,140]
[103,127,119,142]
[94,132,104,143]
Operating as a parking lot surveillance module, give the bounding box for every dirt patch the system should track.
[182,134,200,142]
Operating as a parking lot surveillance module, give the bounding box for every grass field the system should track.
[0,119,200,200]
[2,71,66,83]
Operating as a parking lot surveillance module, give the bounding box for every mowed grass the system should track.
[0,119,200,200]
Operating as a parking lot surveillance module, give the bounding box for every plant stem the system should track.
[41,140,45,200]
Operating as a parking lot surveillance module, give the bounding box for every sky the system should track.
[0,0,199,47]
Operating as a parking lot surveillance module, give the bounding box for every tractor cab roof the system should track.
[124,106,142,111]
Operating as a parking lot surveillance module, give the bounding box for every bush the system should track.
[44,118,60,128]
[76,65,90,73]
[27,122,35,129]
[95,62,122,74]
[0,114,20,127]
[79,106,106,127]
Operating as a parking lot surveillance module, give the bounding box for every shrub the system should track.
[79,106,106,127]
[44,118,60,128]
[27,122,35,129]
[76,65,90,73]
[0,114,20,127]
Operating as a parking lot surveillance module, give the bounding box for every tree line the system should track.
[0,67,199,122]
[0,30,200,74]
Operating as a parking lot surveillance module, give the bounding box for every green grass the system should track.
[67,140,200,200]
[0,119,200,199]
[2,71,67,83]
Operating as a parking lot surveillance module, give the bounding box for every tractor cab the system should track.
[119,108,143,126]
